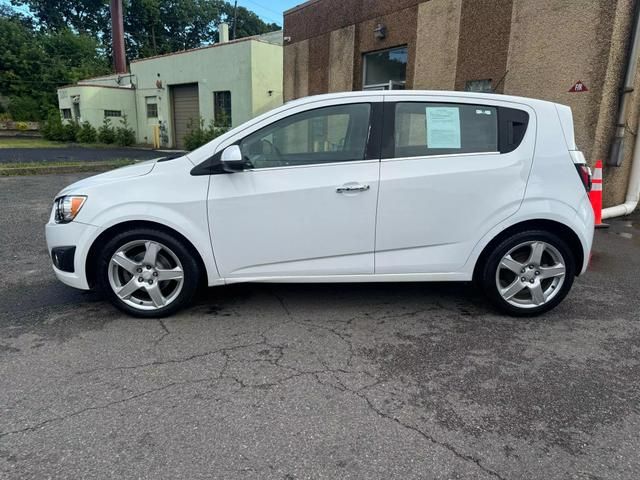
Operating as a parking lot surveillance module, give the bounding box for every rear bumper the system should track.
[575,194,595,274]
[45,220,98,290]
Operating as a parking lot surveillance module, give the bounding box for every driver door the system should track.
[207,98,382,280]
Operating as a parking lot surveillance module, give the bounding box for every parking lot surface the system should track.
[0,146,169,164]
[1,173,639,479]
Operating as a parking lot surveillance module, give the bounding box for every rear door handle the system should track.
[336,184,370,193]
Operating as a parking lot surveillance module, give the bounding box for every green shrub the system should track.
[61,121,80,142]
[7,96,41,121]
[76,121,97,143]
[183,117,229,151]
[41,111,64,141]
[115,115,135,146]
[97,117,116,144]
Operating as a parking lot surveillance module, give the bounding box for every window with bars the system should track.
[146,102,158,118]
[104,110,122,118]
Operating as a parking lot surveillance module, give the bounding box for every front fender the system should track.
[85,204,221,285]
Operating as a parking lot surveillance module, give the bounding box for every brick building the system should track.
[283,0,639,208]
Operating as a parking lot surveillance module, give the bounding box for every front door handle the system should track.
[336,184,370,193]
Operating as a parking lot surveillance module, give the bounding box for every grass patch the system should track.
[0,158,138,176]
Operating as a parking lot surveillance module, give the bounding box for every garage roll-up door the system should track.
[171,83,200,149]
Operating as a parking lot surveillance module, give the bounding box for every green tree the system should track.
[12,0,280,61]
[11,0,110,34]
[0,12,110,120]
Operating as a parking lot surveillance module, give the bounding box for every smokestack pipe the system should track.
[110,0,127,74]
[219,23,229,43]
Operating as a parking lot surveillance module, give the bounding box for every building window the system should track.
[72,103,80,120]
[61,109,72,119]
[393,102,498,158]
[363,46,408,90]
[465,79,493,93]
[213,91,232,127]
[104,110,122,118]
[146,98,158,118]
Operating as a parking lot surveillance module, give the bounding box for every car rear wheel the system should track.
[481,230,575,316]
[97,228,200,318]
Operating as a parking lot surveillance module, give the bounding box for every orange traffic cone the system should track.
[589,160,608,229]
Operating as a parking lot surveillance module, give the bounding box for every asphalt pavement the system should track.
[0,146,171,163]
[1,172,639,479]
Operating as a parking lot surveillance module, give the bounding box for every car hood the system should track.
[55,158,162,197]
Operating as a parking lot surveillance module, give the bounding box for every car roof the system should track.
[285,89,560,109]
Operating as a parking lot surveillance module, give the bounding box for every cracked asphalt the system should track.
[1,173,639,479]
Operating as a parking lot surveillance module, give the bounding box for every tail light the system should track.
[575,164,592,192]
[569,150,591,192]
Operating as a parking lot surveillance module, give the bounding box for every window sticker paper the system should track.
[426,107,461,149]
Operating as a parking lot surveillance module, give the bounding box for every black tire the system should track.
[480,230,576,317]
[97,228,201,318]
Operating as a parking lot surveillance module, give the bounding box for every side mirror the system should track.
[220,145,244,173]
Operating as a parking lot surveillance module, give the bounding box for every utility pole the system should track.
[109,0,127,74]
[232,0,238,40]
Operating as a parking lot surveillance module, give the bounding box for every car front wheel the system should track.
[97,228,200,318]
[481,230,575,316]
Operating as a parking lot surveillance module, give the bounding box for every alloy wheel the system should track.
[495,240,566,309]
[108,240,185,311]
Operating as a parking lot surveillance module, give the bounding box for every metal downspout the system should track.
[603,2,640,219]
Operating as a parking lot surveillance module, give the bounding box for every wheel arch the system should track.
[472,219,585,282]
[85,220,209,289]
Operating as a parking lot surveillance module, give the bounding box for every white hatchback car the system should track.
[46,91,594,318]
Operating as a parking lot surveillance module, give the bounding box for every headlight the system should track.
[54,195,87,223]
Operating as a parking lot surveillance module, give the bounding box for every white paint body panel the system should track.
[209,160,379,277]
[44,90,594,292]
[376,95,537,274]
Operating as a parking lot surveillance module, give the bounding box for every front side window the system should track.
[214,91,232,127]
[240,103,371,169]
[104,110,122,118]
[394,103,498,158]
[363,47,408,90]
[61,109,72,119]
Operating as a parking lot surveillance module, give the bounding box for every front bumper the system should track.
[45,219,98,290]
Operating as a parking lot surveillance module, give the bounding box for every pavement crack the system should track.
[74,340,266,375]
[311,372,505,480]
[154,319,171,345]
[270,289,290,316]
[0,379,210,439]
[354,390,507,480]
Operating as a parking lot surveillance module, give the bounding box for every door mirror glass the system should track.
[220,145,244,172]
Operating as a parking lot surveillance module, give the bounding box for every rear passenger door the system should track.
[375,96,535,274]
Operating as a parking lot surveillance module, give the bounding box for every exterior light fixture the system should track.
[374,23,386,40]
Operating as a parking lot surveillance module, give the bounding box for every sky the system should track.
[236,0,303,26]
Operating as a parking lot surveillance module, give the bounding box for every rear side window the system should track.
[391,102,529,158]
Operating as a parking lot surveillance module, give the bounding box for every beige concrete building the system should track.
[58,30,283,149]
[284,0,640,208]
